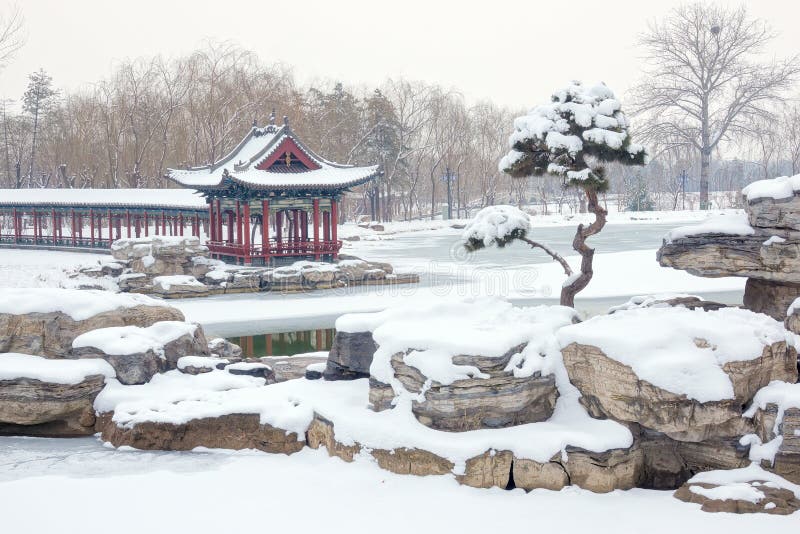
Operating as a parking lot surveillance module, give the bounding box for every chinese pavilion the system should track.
[168,115,380,265]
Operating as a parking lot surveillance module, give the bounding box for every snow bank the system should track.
[461,205,531,250]
[665,212,754,242]
[0,353,115,384]
[0,288,170,321]
[742,174,800,201]
[607,293,698,314]
[72,321,197,356]
[557,307,795,402]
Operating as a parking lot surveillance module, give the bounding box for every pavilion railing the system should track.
[0,233,113,249]
[206,239,342,259]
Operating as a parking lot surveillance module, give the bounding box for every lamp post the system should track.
[442,167,455,220]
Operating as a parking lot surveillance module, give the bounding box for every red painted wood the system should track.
[254,137,321,171]
[208,202,215,241]
[312,199,320,260]
[331,199,338,258]
[90,209,95,246]
[71,209,77,246]
[323,211,330,242]
[243,202,251,264]
[276,210,283,245]
[262,199,270,260]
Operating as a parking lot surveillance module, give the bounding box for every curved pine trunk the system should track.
[560,188,607,308]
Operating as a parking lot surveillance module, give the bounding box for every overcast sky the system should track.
[0,0,797,110]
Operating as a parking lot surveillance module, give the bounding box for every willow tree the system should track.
[464,81,645,307]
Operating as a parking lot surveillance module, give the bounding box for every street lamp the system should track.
[441,167,455,220]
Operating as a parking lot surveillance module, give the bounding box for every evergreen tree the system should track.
[493,81,646,306]
[23,69,57,184]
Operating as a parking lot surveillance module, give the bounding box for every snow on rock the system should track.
[558,306,795,402]
[742,174,800,201]
[0,353,115,384]
[72,321,198,357]
[0,288,171,321]
[689,482,765,504]
[152,275,205,291]
[665,212,755,243]
[177,355,229,371]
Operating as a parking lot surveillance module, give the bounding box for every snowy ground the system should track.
[0,437,796,534]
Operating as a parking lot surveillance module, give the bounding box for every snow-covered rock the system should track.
[744,381,800,484]
[71,321,208,384]
[0,353,114,436]
[558,306,798,441]
[0,288,184,357]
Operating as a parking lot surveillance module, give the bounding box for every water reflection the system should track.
[227,328,335,357]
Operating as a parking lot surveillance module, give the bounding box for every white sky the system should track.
[0,0,797,109]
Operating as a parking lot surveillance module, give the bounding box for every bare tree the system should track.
[632,3,800,209]
[0,5,24,70]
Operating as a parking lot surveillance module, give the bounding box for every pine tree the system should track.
[497,81,646,306]
[23,69,57,185]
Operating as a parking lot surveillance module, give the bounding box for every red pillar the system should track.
[227,211,234,243]
[49,208,55,245]
[331,198,338,259]
[300,211,308,242]
[144,211,149,237]
[194,214,200,238]
[179,213,184,236]
[323,211,330,242]
[243,202,251,265]
[208,201,215,241]
[12,208,18,242]
[312,199,320,260]
[32,209,38,243]
[261,199,270,261]
[71,209,77,246]
[89,209,95,247]
[107,209,113,246]
[292,209,299,248]
[276,210,283,252]
[125,210,131,238]
[215,199,222,241]
[236,201,243,247]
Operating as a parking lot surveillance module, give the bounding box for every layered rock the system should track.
[385,346,558,431]
[745,382,800,484]
[98,412,305,454]
[658,176,800,320]
[0,288,184,358]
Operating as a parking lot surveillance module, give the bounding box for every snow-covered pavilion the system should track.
[167,116,380,265]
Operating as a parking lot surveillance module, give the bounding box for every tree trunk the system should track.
[560,188,607,307]
[700,149,710,210]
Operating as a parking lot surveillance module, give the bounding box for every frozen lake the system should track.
[188,222,745,338]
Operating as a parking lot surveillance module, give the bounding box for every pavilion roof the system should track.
[0,188,207,210]
[166,123,380,193]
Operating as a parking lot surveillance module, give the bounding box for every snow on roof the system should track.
[0,188,207,209]
[167,125,379,191]
[557,306,795,402]
[0,288,173,321]
[742,174,800,201]
[0,353,116,384]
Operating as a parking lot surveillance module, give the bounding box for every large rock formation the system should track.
[0,289,184,358]
[383,346,558,431]
[674,480,800,514]
[658,174,800,320]
[77,240,417,299]
[0,354,114,436]
[561,340,795,442]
